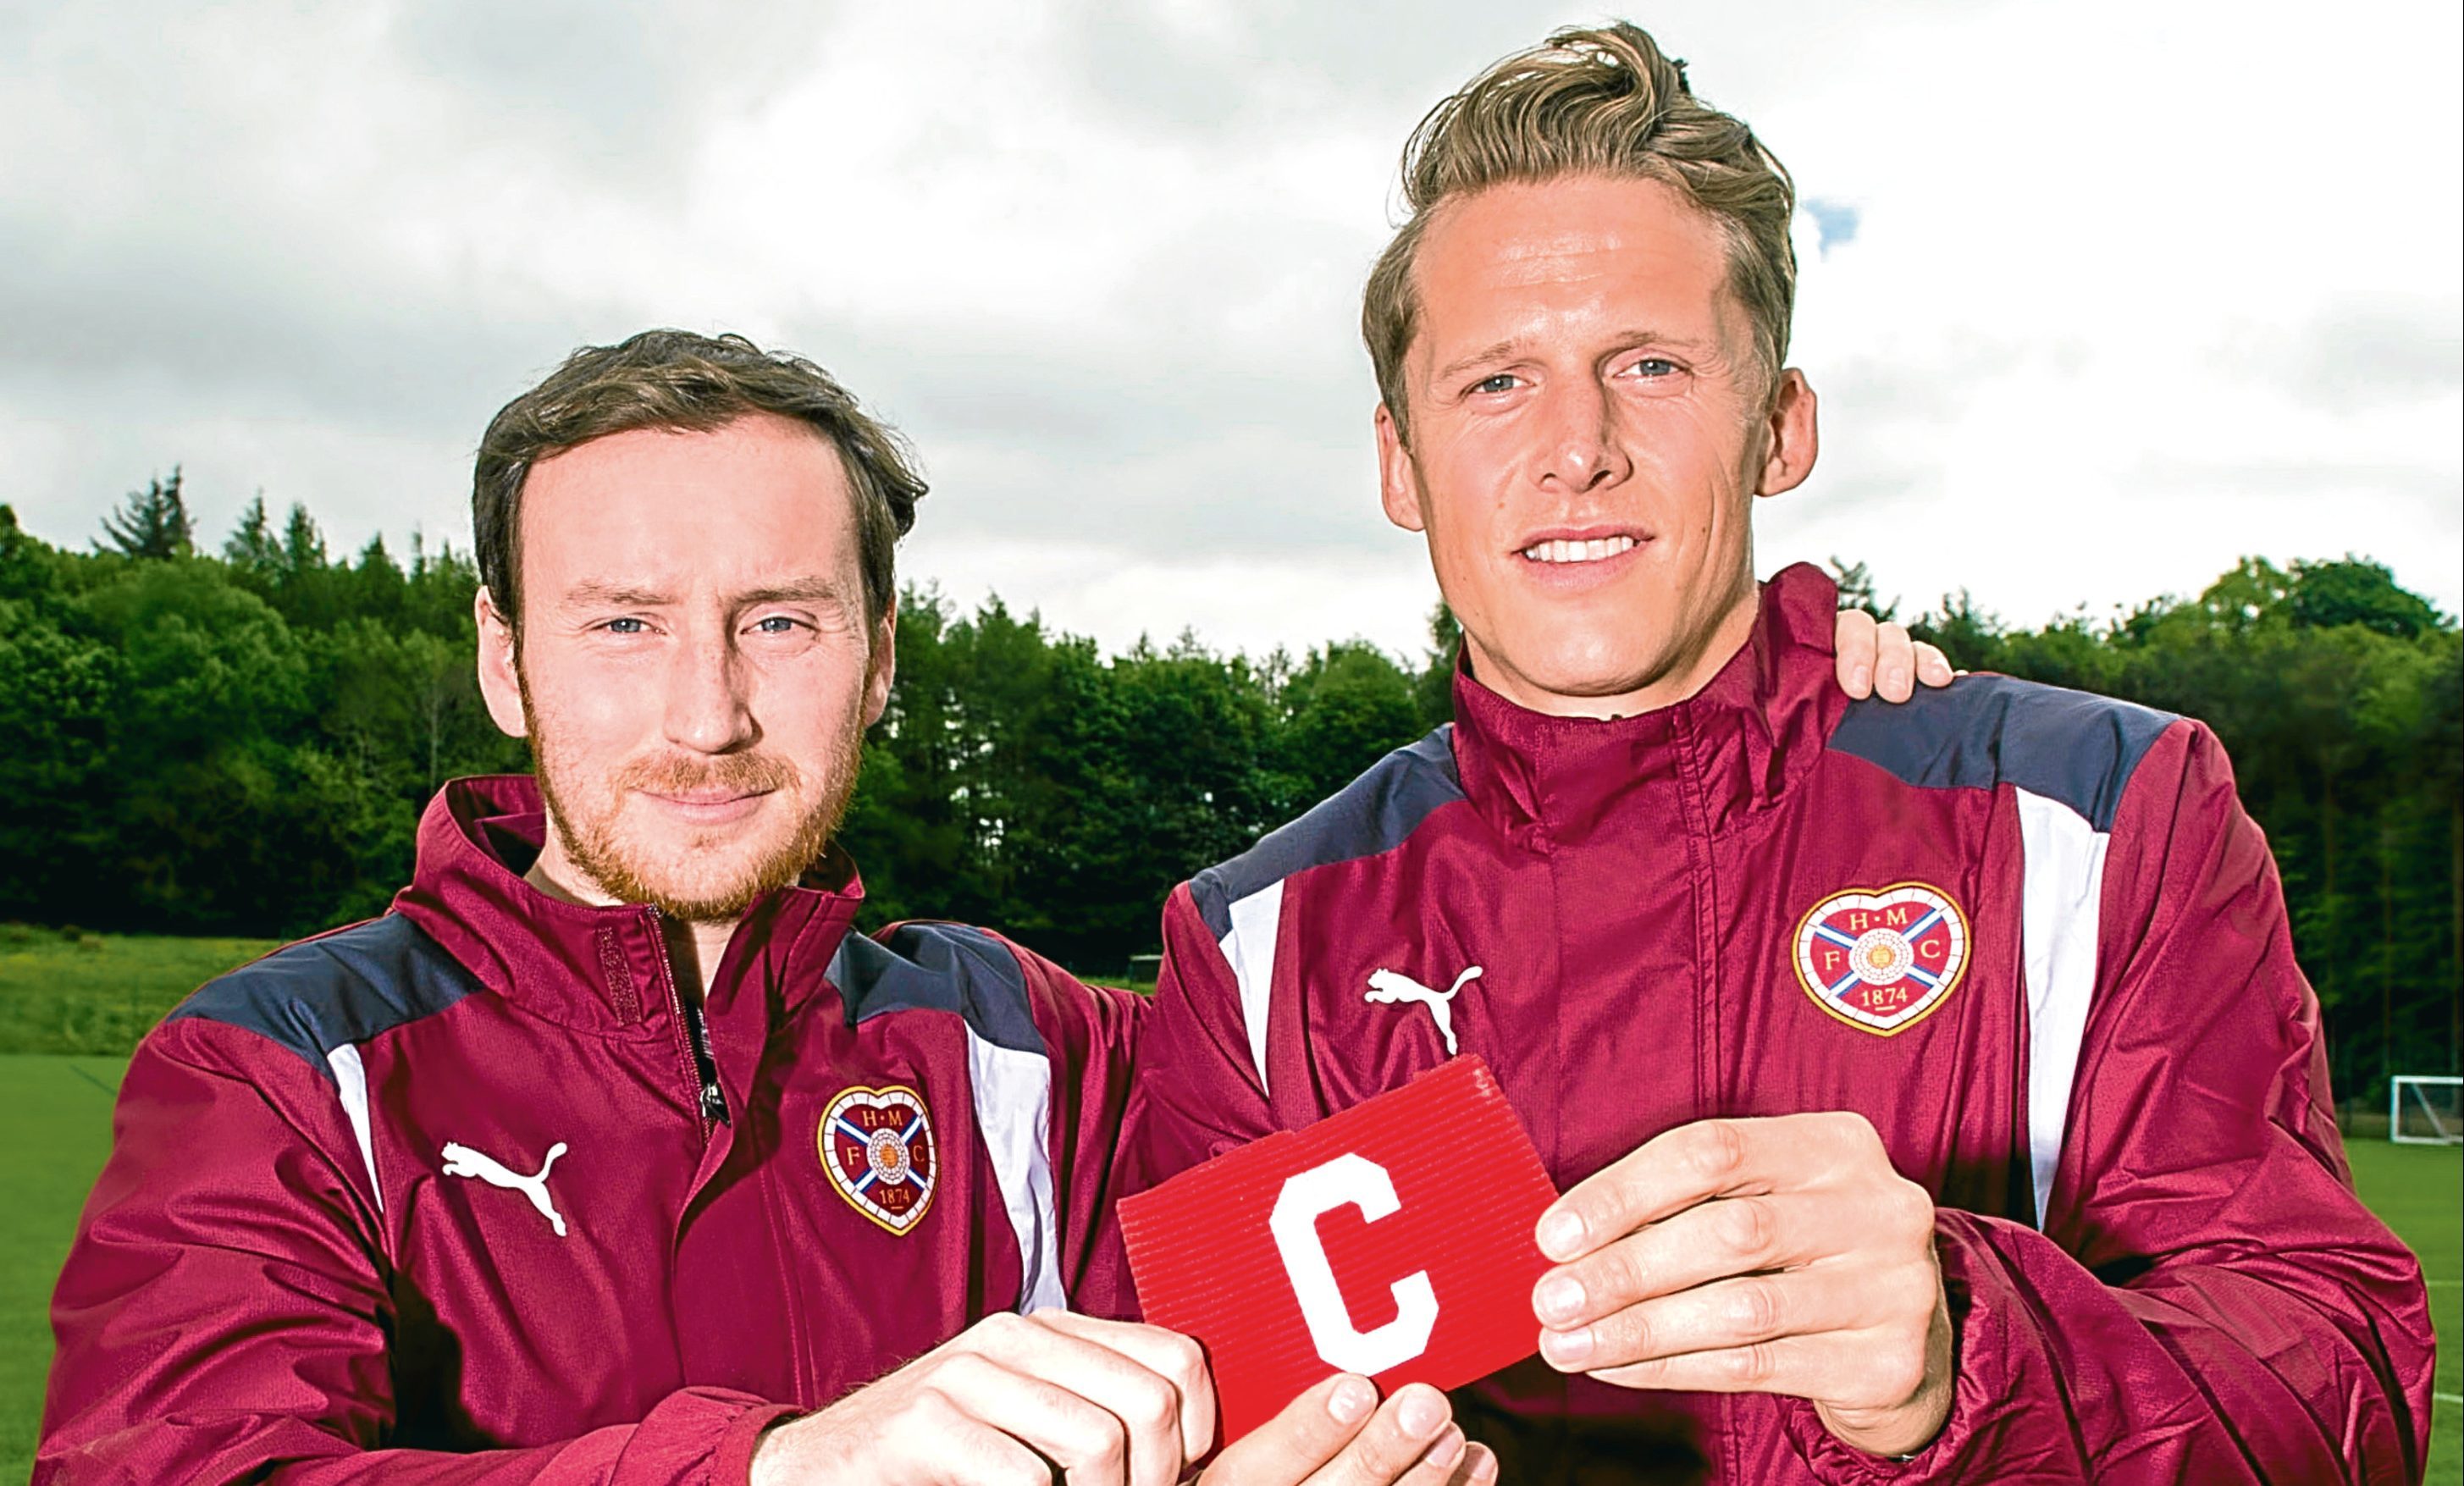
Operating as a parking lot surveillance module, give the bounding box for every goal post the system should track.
[2388,1075,2463,1145]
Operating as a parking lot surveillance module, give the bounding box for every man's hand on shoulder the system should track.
[1831,610,1954,702]
[750,1310,1494,1485]
[1529,1112,1954,1460]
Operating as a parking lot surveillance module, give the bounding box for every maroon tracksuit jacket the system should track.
[39,776,1144,1483]
[1125,565,2434,1483]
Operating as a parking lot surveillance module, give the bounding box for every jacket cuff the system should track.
[1777,1215,2019,1483]
[710,1398,804,1486]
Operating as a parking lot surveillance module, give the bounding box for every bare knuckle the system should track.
[1887,1264,1938,1318]
[1041,1405,1115,1467]
[1089,1411,1130,1467]
[1729,1276,1784,1339]
[1614,1305,1657,1361]
[1826,1110,1881,1151]
[1351,1420,1417,1476]
[1874,1344,1928,1403]
[1595,1241,1649,1305]
[1739,1196,1782,1256]
[911,1379,964,1424]
[1724,1342,1779,1388]
[942,1351,1001,1391]
[975,1310,1025,1344]
[1692,1122,1748,1184]
[1163,1329,1207,1383]
[1125,1373,1176,1431]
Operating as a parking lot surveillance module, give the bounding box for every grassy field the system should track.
[0,934,2451,1479]
[0,926,278,1055]
[0,1055,131,1483]
[2353,1138,2464,1486]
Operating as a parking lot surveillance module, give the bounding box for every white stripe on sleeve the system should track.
[2016,786,2110,1229]
[1221,881,1285,1096]
[968,1027,1067,1313]
[326,1043,383,1214]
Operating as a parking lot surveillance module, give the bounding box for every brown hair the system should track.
[1362,22,1797,443]
[472,329,925,631]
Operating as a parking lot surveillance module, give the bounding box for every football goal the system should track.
[2388,1074,2462,1145]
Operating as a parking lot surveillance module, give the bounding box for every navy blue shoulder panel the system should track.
[827,923,1044,1055]
[1190,726,1464,940]
[162,914,480,1082]
[1829,674,2178,831]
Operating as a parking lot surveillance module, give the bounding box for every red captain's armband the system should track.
[1119,1057,1558,1444]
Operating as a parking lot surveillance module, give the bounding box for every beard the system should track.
[522,677,861,923]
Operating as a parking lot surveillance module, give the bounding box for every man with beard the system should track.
[36,331,1506,1486]
[1124,21,2434,1485]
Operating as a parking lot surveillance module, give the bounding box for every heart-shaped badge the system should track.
[819,1084,937,1234]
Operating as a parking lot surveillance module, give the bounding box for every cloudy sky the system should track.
[6,1,2457,661]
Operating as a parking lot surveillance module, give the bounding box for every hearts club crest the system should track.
[1793,882,1969,1036]
[820,1085,936,1235]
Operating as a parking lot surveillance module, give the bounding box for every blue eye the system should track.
[753,616,800,634]
[1471,373,1517,395]
[604,617,646,634]
[1635,357,1679,378]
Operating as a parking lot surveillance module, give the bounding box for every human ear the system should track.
[863,596,897,729]
[473,587,529,739]
[1754,369,1820,499]
[1376,404,1428,533]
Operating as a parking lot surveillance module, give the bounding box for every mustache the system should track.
[614,752,801,796]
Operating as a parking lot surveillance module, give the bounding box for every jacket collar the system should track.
[389,775,865,1032]
[1448,561,1849,846]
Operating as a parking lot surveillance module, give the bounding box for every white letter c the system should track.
[1268,1152,1439,1375]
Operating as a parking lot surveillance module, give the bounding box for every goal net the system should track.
[2389,1075,2463,1145]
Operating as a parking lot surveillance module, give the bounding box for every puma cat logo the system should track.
[1363,965,1483,1055]
[441,1140,571,1238]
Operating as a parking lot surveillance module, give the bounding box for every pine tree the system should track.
[223,493,282,577]
[97,467,195,560]
[280,502,328,577]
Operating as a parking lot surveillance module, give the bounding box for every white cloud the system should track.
[3,0,2456,660]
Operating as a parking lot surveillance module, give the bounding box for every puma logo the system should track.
[441,1140,571,1238]
[1363,965,1483,1056]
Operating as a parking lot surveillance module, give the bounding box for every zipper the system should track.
[649,909,731,1130]
[680,995,730,1126]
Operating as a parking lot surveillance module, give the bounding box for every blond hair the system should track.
[1362,22,1797,442]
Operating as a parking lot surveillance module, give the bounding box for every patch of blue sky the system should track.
[1804,198,1861,257]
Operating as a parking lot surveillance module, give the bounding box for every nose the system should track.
[1536,378,1633,494]
[662,626,757,754]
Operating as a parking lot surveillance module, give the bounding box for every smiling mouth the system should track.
[1519,535,1638,565]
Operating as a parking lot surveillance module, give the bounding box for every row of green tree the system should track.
[2,476,2455,1097]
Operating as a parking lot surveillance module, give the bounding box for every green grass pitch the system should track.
[0,928,279,1057]
[1,1056,133,1483]
[0,1055,2455,1481]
